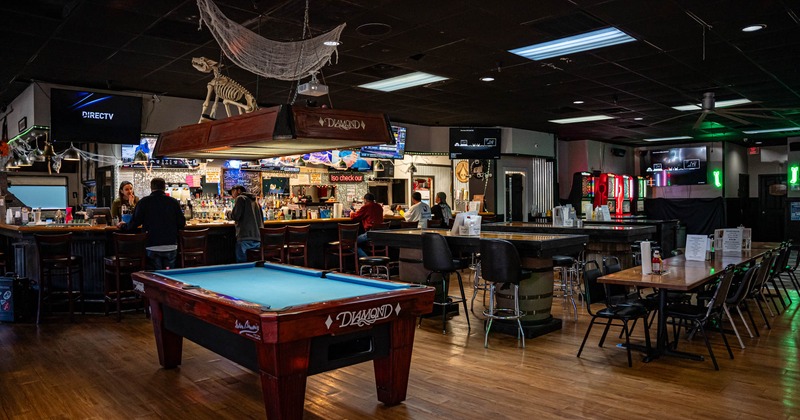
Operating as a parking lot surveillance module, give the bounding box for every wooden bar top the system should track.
[0,217,361,233]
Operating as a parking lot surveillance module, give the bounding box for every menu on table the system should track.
[721,228,743,255]
[685,234,708,261]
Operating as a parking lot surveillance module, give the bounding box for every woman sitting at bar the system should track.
[112,181,138,225]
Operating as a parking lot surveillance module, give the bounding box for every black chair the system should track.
[723,264,760,348]
[421,232,470,334]
[480,239,531,348]
[747,253,777,330]
[768,244,793,309]
[103,232,147,322]
[285,225,310,266]
[577,260,651,367]
[665,265,736,370]
[247,226,286,263]
[179,228,208,267]
[35,233,84,324]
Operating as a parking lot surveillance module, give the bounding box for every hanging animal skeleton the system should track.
[192,57,258,123]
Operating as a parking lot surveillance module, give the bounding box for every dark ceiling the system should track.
[2,0,800,147]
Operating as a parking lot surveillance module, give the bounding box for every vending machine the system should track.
[632,176,647,214]
[567,172,595,216]
[594,173,622,215]
[621,175,634,215]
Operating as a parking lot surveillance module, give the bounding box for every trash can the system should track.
[0,275,33,323]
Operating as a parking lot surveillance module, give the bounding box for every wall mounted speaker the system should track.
[610,147,626,157]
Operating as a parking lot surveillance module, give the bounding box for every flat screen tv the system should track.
[449,127,501,159]
[359,125,406,159]
[50,88,143,144]
[646,146,708,186]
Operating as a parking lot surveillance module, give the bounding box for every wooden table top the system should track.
[599,245,777,291]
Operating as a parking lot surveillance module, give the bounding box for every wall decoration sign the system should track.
[455,161,470,183]
[330,173,364,183]
[205,169,220,183]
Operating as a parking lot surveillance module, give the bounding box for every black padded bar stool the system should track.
[359,256,391,279]
[421,232,470,334]
[480,238,531,348]
[35,233,84,324]
[552,255,578,320]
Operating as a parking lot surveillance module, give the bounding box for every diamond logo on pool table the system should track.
[395,303,401,315]
[325,315,333,329]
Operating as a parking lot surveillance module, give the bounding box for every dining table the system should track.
[598,242,780,363]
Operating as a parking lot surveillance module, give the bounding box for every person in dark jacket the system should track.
[121,177,186,270]
[228,185,264,262]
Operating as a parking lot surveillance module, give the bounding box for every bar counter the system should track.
[0,217,362,297]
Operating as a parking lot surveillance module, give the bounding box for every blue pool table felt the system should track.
[154,262,409,310]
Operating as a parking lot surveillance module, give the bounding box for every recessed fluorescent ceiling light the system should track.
[548,115,613,124]
[742,127,800,134]
[358,72,448,92]
[509,27,635,61]
[742,24,766,32]
[672,98,751,111]
[643,135,693,142]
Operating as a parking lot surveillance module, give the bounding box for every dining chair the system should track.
[577,260,651,367]
[665,265,736,371]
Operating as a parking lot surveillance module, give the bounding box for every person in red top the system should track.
[350,193,384,257]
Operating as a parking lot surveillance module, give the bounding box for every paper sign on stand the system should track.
[721,228,743,255]
[641,241,652,274]
[581,202,594,220]
[685,234,708,261]
[598,205,611,221]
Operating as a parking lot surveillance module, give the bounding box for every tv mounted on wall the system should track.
[449,127,501,159]
[645,146,708,186]
[360,125,406,159]
[50,88,143,144]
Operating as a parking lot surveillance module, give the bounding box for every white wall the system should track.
[747,145,787,197]
[557,139,633,199]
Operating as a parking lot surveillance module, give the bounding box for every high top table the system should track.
[368,228,589,337]
[482,221,656,266]
[598,244,779,363]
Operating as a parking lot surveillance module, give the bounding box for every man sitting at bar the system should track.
[350,193,384,258]
[122,177,186,270]
[228,185,264,263]
[431,191,452,228]
[405,191,431,228]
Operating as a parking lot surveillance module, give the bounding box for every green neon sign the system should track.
[712,170,722,188]
[789,165,799,186]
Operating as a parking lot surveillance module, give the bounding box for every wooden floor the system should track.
[1,276,798,419]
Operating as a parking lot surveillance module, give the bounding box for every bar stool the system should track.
[104,232,147,321]
[325,223,360,273]
[285,225,310,266]
[247,226,286,263]
[368,221,391,257]
[35,233,84,324]
[359,256,391,279]
[179,228,208,268]
[421,232,470,334]
[480,238,531,348]
[0,251,6,273]
[553,255,578,320]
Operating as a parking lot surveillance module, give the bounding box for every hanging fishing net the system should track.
[196,0,345,81]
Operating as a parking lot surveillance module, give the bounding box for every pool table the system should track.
[131,262,434,419]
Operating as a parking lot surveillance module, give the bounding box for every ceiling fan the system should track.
[653,92,791,130]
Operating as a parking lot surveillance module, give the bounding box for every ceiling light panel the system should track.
[358,72,449,92]
[742,127,800,134]
[548,115,614,124]
[509,27,636,61]
[643,135,693,142]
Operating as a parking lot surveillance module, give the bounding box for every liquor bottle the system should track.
[652,250,662,274]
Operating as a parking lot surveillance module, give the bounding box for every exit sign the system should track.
[748,147,760,155]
